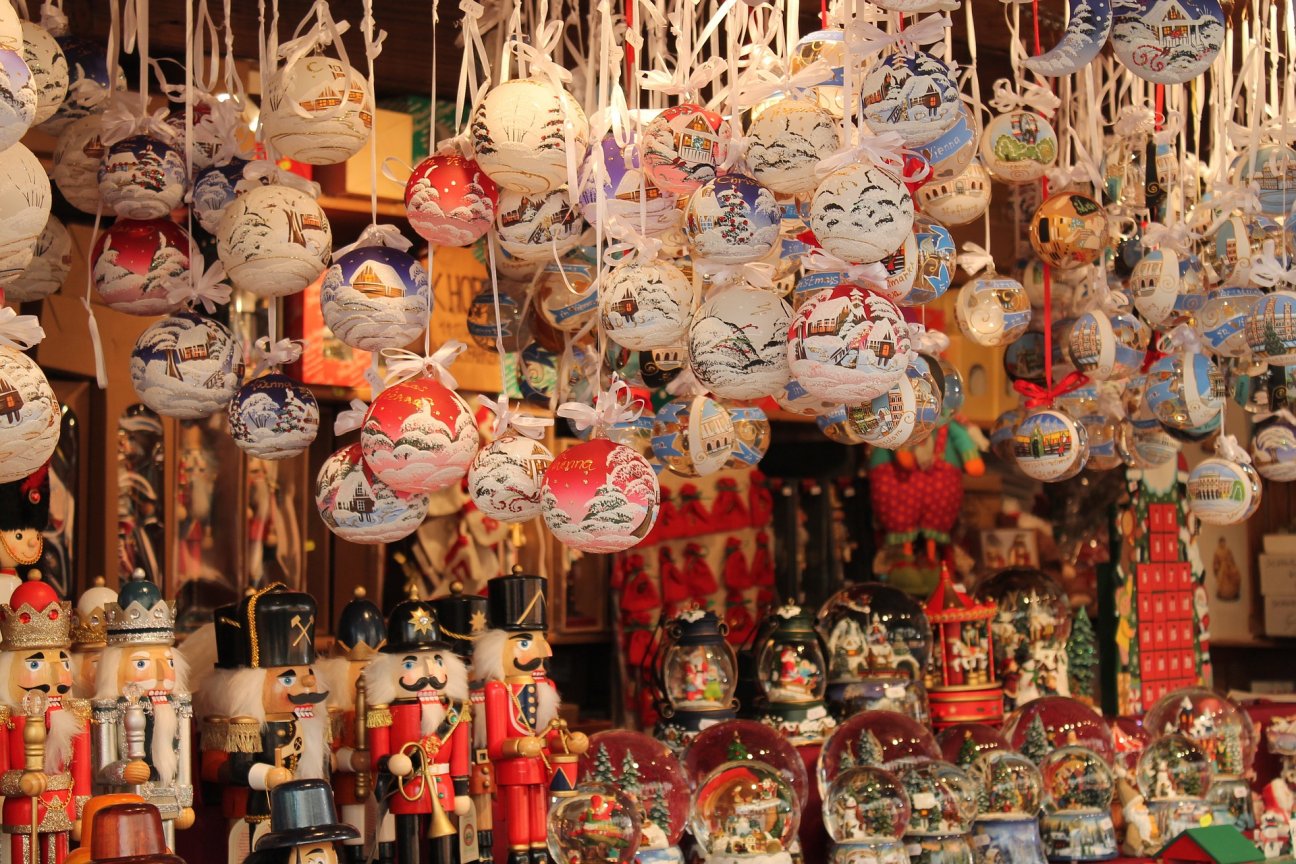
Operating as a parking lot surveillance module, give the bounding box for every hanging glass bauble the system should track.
[467,433,554,523]
[262,57,373,165]
[92,218,191,316]
[361,376,480,494]
[0,142,51,285]
[1144,352,1224,431]
[216,185,331,298]
[685,174,781,265]
[0,345,59,484]
[40,35,125,135]
[494,187,582,262]
[689,286,792,401]
[981,111,1058,185]
[599,259,693,351]
[914,160,991,226]
[955,273,1032,348]
[8,214,71,302]
[810,163,914,264]
[19,21,65,126]
[1187,456,1261,526]
[652,394,735,478]
[641,103,730,195]
[404,152,499,247]
[787,284,912,403]
[321,246,431,351]
[746,97,840,196]
[1195,285,1262,358]
[50,113,105,214]
[1129,248,1206,328]
[1029,193,1108,270]
[315,442,429,544]
[97,134,188,221]
[846,355,943,450]
[1245,291,1296,365]
[858,50,961,147]
[470,77,590,195]
[129,312,242,419]
[228,373,320,460]
[541,438,660,553]
[1012,407,1089,482]
[1252,417,1296,482]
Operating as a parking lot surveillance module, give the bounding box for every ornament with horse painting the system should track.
[859,50,962,147]
[471,77,590,195]
[689,286,792,401]
[321,246,431,351]
[1013,407,1089,482]
[262,57,373,165]
[1251,417,1296,482]
[467,281,528,352]
[1187,457,1261,525]
[537,248,598,332]
[228,373,320,460]
[981,111,1058,185]
[0,48,36,151]
[847,356,943,450]
[685,174,781,265]
[494,187,582,263]
[641,104,731,195]
[914,160,991,226]
[600,259,693,351]
[0,346,59,484]
[404,152,498,247]
[467,434,554,523]
[129,312,243,419]
[1066,311,1148,381]
[917,103,980,183]
[1129,248,1206,327]
[40,35,125,136]
[1144,352,1224,430]
[216,184,332,298]
[1111,0,1225,85]
[98,134,188,221]
[20,21,64,126]
[1245,291,1296,365]
[746,97,840,196]
[92,218,191,315]
[578,132,678,233]
[191,158,258,234]
[725,402,771,468]
[1029,194,1108,270]
[1196,285,1261,358]
[360,376,480,494]
[51,113,106,215]
[810,163,914,264]
[652,394,735,478]
[1235,145,1296,218]
[541,437,660,554]
[955,274,1032,348]
[787,284,913,403]
[316,442,430,544]
[8,215,71,302]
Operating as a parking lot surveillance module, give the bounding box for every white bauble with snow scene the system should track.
[467,434,554,523]
[746,98,840,196]
[541,437,659,554]
[470,77,590,195]
[1111,0,1225,85]
[1251,417,1296,482]
[641,103,731,196]
[810,163,914,264]
[0,345,59,484]
[129,312,243,419]
[19,22,64,126]
[0,48,36,151]
[1129,247,1206,327]
[8,215,71,302]
[578,132,679,234]
[652,394,735,478]
[688,286,792,401]
[321,246,430,351]
[216,184,332,298]
[859,50,962,147]
[192,158,258,234]
[494,186,582,263]
[360,376,480,495]
[955,273,1032,347]
[97,134,188,221]
[846,354,943,450]
[0,3,18,52]
[51,113,106,214]
[599,259,693,351]
[404,152,499,247]
[262,57,373,165]
[40,36,126,136]
[316,442,430,544]
[228,373,320,460]
[0,142,51,286]
[914,159,991,225]
[92,218,191,315]
[787,283,913,403]
[685,174,781,265]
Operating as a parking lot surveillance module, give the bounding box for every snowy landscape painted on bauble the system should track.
[51,115,105,214]
[467,434,553,521]
[93,221,190,315]
[1111,0,1225,84]
[810,164,914,265]
[228,374,320,460]
[8,215,71,302]
[600,261,693,350]
[859,51,961,147]
[97,135,187,220]
[264,58,372,165]
[0,47,37,148]
[471,78,589,195]
[129,313,242,419]
[316,444,429,544]
[217,185,332,297]
[0,346,59,479]
[361,389,480,494]
[688,287,792,400]
[789,285,912,403]
[541,440,660,553]
[1023,0,1113,76]
[686,175,781,263]
[405,168,496,247]
[745,100,841,196]
[192,159,252,234]
[320,247,430,351]
[0,143,50,283]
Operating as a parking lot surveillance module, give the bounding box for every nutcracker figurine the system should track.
[197,601,252,852]
[244,780,360,864]
[0,466,49,606]
[472,570,588,864]
[91,570,194,845]
[0,574,92,864]
[364,594,471,864]
[70,578,116,698]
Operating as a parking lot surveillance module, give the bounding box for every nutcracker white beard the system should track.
[150,698,178,783]
[47,707,83,774]
[295,708,330,781]
[420,699,446,738]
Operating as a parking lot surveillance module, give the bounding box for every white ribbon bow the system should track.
[957,241,996,277]
[556,379,643,435]
[846,14,950,57]
[334,223,414,259]
[1090,270,1130,314]
[1163,322,1205,354]
[68,76,110,109]
[39,3,68,35]
[602,217,664,265]
[816,132,928,182]
[1215,433,1252,465]
[241,160,323,199]
[1141,222,1200,252]
[477,393,554,439]
[1195,182,1263,234]
[381,341,467,389]
[1249,241,1296,289]
[1111,103,1159,138]
[988,79,1061,118]
[334,398,371,435]
[909,325,951,356]
[640,56,726,98]
[98,99,173,147]
[801,248,889,286]
[0,308,46,350]
[253,337,305,373]
[165,256,231,315]
[734,60,834,109]
[696,260,776,289]
[506,21,573,89]
[276,3,354,113]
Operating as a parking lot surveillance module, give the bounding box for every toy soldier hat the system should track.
[106,569,177,645]
[0,574,71,649]
[214,601,246,668]
[0,462,49,533]
[432,581,488,659]
[334,586,385,658]
[248,779,360,858]
[487,566,547,632]
[71,576,117,649]
[384,596,451,654]
[239,585,317,669]
[87,801,185,864]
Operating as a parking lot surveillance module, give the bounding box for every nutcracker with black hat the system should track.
[244,779,360,864]
[0,463,50,608]
[471,569,588,864]
[363,592,471,864]
[194,600,253,850]
[91,570,193,845]
[320,587,386,864]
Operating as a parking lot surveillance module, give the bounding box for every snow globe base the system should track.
[971,817,1047,864]
[906,834,973,864]
[1039,809,1117,862]
[831,838,910,864]
[756,701,837,746]
[654,706,737,753]
[1206,777,1255,829]
[827,677,930,727]
[636,847,684,864]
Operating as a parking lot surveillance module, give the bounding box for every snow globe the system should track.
[651,394,735,479]
[973,568,1073,710]
[1002,696,1116,766]
[1135,734,1213,842]
[1038,746,1117,862]
[580,731,691,864]
[684,174,781,264]
[824,766,911,864]
[818,711,940,798]
[682,720,810,814]
[548,787,642,864]
[897,761,979,864]
[1144,688,1257,828]
[968,751,1047,864]
[753,604,836,745]
[816,583,932,722]
[938,724,1011,769]
[691,760,800,864]
[652,609,738,752]
[1109,716,1150,777]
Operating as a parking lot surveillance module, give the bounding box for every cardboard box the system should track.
[1265,534,1296,555]
[1264,594,1296,637]
[1260,554,1296,596]
[315,108,414,201]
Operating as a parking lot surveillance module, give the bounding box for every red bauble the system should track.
[91,219,192,316]
[541,438,659,553]
[404,153,499,247]
[360,376,480,494]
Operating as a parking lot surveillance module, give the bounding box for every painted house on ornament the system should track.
[165,327,218,379]
[351,263,404,299]
[0,378,23,424]
[336,473,376,520]
[1143,0,1215,47]
[678,114,721,165]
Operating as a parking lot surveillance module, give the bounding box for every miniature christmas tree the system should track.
[647,797,671,833]
[621,751,643,799]
[1220,724,1244,777]
[864,798,895,836]
[955,731,981,768]
[727,735,750,761]
[838,745,857,771]
[1021,714,1051,764]
[856,730,883,767]
[590,743,616,785]
[1067,607,1098,702]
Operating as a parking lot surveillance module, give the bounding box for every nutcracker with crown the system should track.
[471,570,588,864]
[363,592,471,864]
[90,570,193,846]
[0,465,50,606]
[70,579,116,699]
[0,573,92,864]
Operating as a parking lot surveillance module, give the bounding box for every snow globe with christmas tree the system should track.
[1037,745,1117,862]
[1002,696,1116,766]
[938,724,1011,770]
[968,751,1047,864]
[682,720,811,818]
[1135,734,1214,844]
[751,604,835,746]
[817,710,940,799]
[897,761,979,864]
[579,731,690,864]
[823,765,911,864]
[972,568,1073,710]
[652,608,738,752]
[691,759,800,864]
[1143,687,1257,829]
[548,786,642,864]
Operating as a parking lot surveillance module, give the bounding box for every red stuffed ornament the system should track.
[677,484,710,535]
[660,546,691,605]
[620,554,662,617]
[723,591,756,646]
[722,537,752,589]
[711,477,749,532]
[751,531,775,589]
[748,471,774,526]
[683,541,718,597]
[646,487,680,545]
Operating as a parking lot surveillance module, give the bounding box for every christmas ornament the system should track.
[599,259,693,351]
[40,35,124,135]
[1129,247,1206,328]
[684,174,781,264]
[547,789,642,864]
[1251,415,1296,481]
[846,354,943,450]
[811,163,914,264]
[18,22,64,126]
[824,766,911,864]
[518,341,559,406]
[467,395,554,523]
[1236,145,1296,217]
[1195,285,1261,358]
[878,230,920,301]
[578,131,678,234]
[788,284,913,403]
[1134,735,1214,838]
[914,160,992,225]
[0,142,50,284]
[691,760,799,864]
[1012,407,1089,482]
[535,248,598,332]
[1023,0,1113,76]
[1205,214,1274,285]
[541,436,659,554]
[97,134,188,221]
[1245,290,1296,365]
[1186,437,1261,526]
[7,215,71,302]
[1038,746,1118,861]
[818,405,868,444]
[745,97,840,196]
[900,216,957,305]
[917,103,981,183]
[262,58,373,165]
[641,103,730,195]
[579,731,691,861]
[791,29,847,115]
[467,281,528,352]
[216,183,332,298]
[403,152,498,246]
[321,243,430,351]
[495,186,581,262]
[1029,194,1108,270]
[1004,332,1048,384]
[228,372,320,460]
[50,113,105,214]
[724,402,771,468]
[471,77,589,195]
[315,442,430,543]
[652,394,735,478]
[92,218,191,315]
[1111,0,1224,84]
[191,157,255,234]
[896,761,979,864]
[775,378,837,416]
[859,50,962,148]
[1144,350,1224,431]
[955,273,1032,347]
[0,339,59,484]
[981,111,1058,184]
[0,48,35,152]
[129,312,242,419]
[689,286,792,401]
[1066,311,1148,381]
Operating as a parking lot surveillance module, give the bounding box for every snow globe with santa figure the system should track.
[580,730,691,864]
[972,568,1073,710]
[968,752,1048,864]
[1135,735,1214,843]
[691,759,800,864]
[652,609,738,752]
[1038,746,1118,862]
[752,604,835,746]
[548,787,642,864]
[824,766,911,864]
[897,761,979,864]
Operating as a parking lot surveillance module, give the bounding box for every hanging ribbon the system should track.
[1012,372,1090,408]
[252,337,304,376]
[732,59,832,109]
[1250,241,1296,288]
[39,2,68,35]
[801,248,889,286]
[476,393,554,439]
[664,367,707,398]
[98,98,175,146]
[695,260,776,289]
[1140,221,1200,252]
[640,56,726,98]
[0,309,46,351]
[1215,433,1252,465]
[957,241,996,276]
[274,1,354,122]
[381,341,467,389]
[241,159,322,198]
[601,217,664,265]
[1088,268,1130,315]
[988,78,1060,117]
[556,379,643,435]
[1161,322,1205,354]
[816,131,929,182]
[164,255,231,314]
[846,13,950,58]
[334,398,371,435]
[909,325,951,356]
[333,224,415,258]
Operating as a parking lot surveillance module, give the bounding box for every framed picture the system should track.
[981,529,1039,570]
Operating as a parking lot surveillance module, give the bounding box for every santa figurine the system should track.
[364,592,471,864]
[0,466,50,609]
[0,573,92,864]
[472,569,588,864]
[70,578,118,698]
[91,570,194,845]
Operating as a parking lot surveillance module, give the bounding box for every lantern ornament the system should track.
[753,605,836,746]
[922,566,1003,729]
[652,609,739,753]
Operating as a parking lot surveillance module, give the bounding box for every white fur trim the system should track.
[216,668,269,722]
[151,698,179,783]
[249,762,272,790]
[420,699,447,738]
[176,623,219,694]
[296,708,330,780]
[470,629,510,683]
[535,679,559,731]
[46,708,84,774]
[319,657,356,712]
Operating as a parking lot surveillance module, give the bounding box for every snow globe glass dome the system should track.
[816,582,932,722]
[1038,746,1118,862]
[1002,696,1116,766]
[817,710,940,799]
[937,723,1011,769]
[972,568,1073,710]
[897,761,979,864]
[548,786,642,864]
[968,752,1047,864]
[754,604,835,746]
[824,766,911,864]
[691,760,800,864]
[1135,734,1214,842]
[681,719,810,810]
[653,609,738,752]
[1109,716,1150,776]
[579,730,690,863]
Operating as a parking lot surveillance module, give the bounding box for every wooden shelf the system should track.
[318,194,407,220]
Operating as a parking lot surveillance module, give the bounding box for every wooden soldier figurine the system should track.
[365,595,471,864]
[92,570,194,845]
[69,578,116,698]
[0,465,49,607]
[244,779,361,864]
[196,600,253,854]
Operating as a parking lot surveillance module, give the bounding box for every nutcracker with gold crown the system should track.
[364,593,471,864]
[0,574,92,864]
[471,570,588,864]
[0,465,50,608]
[70,578,116,698]
[91,570,193,846]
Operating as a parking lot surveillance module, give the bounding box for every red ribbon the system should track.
[1140,338,1165,373]
[1013,372,1091,408]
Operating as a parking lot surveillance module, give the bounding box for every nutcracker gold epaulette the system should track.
[0,705,11,728]
[65,697,92,722]
[227,715,262,753]
[366,704,393,728]
[201,717,229,751]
